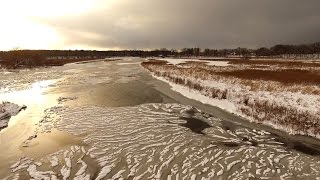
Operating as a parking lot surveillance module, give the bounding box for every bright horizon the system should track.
[0,0,107,50]
[0,0,319,51]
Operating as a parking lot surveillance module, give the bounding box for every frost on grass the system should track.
[142,59,320,138]
[0,102,26,130]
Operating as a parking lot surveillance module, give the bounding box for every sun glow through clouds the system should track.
[0,0,100,50]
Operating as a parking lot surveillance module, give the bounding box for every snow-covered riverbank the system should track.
[142,59,320,138]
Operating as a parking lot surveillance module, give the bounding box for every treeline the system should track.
[0,49,178,68]
[200,42,320,57]
[0,42,320,68]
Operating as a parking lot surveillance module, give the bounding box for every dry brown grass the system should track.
[230,59,320,68]
[241,98,320,135]
[142,61,229,99]
[143,60,320,86]
[143,59,169,65]
[215,69,320,85]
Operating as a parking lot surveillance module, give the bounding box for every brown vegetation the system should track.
[143,60,320,87]
[240,98,320,135]
[216,69,320,85]
[230,59,320,68]
[143,59,169,66]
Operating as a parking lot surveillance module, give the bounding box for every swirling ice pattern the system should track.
[7,104,320,179]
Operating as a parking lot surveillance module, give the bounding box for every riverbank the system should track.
[142,58,320,139]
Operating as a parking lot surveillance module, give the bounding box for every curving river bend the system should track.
[1,58,320,179]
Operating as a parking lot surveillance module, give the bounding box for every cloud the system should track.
[34,0,320,49]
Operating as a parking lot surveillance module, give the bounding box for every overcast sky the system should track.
[0,0,319,50]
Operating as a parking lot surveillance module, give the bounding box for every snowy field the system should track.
[142,59,320,138]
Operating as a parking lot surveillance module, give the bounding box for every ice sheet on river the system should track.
[6,103,320,179]
[0,102,26,129]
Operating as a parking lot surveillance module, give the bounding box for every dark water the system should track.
[179,116,211,135]
[67,80,176,107]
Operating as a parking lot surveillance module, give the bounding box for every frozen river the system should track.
[1,58,320,179]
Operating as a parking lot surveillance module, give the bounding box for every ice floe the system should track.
[0,102,26,129]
